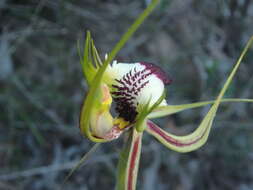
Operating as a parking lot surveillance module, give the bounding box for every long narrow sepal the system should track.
[146,120,213,153]
[136,90,166,132]
[147,36,253,153]
[80,31,98,86]
[116,129,143,190]
[148,98,253,119]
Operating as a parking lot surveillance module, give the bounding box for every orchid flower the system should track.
[75,1,253,189]
[77,32,253,190]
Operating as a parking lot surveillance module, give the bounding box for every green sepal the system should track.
[148,98,253,119]
[80,31,99,86]
[135,90,166,132]
[146,36,253,153]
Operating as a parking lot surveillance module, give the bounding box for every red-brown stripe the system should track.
[127,136,140,190]
[147,121,207,147]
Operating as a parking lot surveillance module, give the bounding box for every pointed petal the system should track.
[146,120,213,153]
[80,31,98,86]
[148,98,253,119]
[147,35,253,153]
[80,32,115,143]
[116,129,143,190]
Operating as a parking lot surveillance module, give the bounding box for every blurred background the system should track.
[1,0,253,189]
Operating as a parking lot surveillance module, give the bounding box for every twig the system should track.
[63,2,101,21]
[0,153,117,181]
[11,76,68,131]
[0,146,154,181]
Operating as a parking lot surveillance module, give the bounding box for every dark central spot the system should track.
[111,62,172,123]
[113,97,138,122]
[111,66,151,122]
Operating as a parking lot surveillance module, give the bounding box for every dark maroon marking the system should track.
[112,66,152,122]
[140,62,172,85]
[135,81,149,93]
[115,79,126,86]
[114,96,135,101]
[147,121,206,147]
[112,85,132,94]
[126,72,131,81]
[128,136,140,190]
[111,91,131,97]
[114,99,137,122]
[132,82,138,88]
[92,135,104,139]
[131,71,140,81]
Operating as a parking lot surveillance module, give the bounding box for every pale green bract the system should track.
[65,0,253,189]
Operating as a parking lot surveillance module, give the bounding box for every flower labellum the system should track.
[85,60,172,141]
[78,29,253,190]
[107,61,172,124]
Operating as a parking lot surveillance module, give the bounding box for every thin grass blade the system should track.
[63,143,100,184]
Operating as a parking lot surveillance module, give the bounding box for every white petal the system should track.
[105,62,145,84]
[135,74,167,107]
[106,62,168,108]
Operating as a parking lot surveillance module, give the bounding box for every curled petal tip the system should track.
[140,62,172,85]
